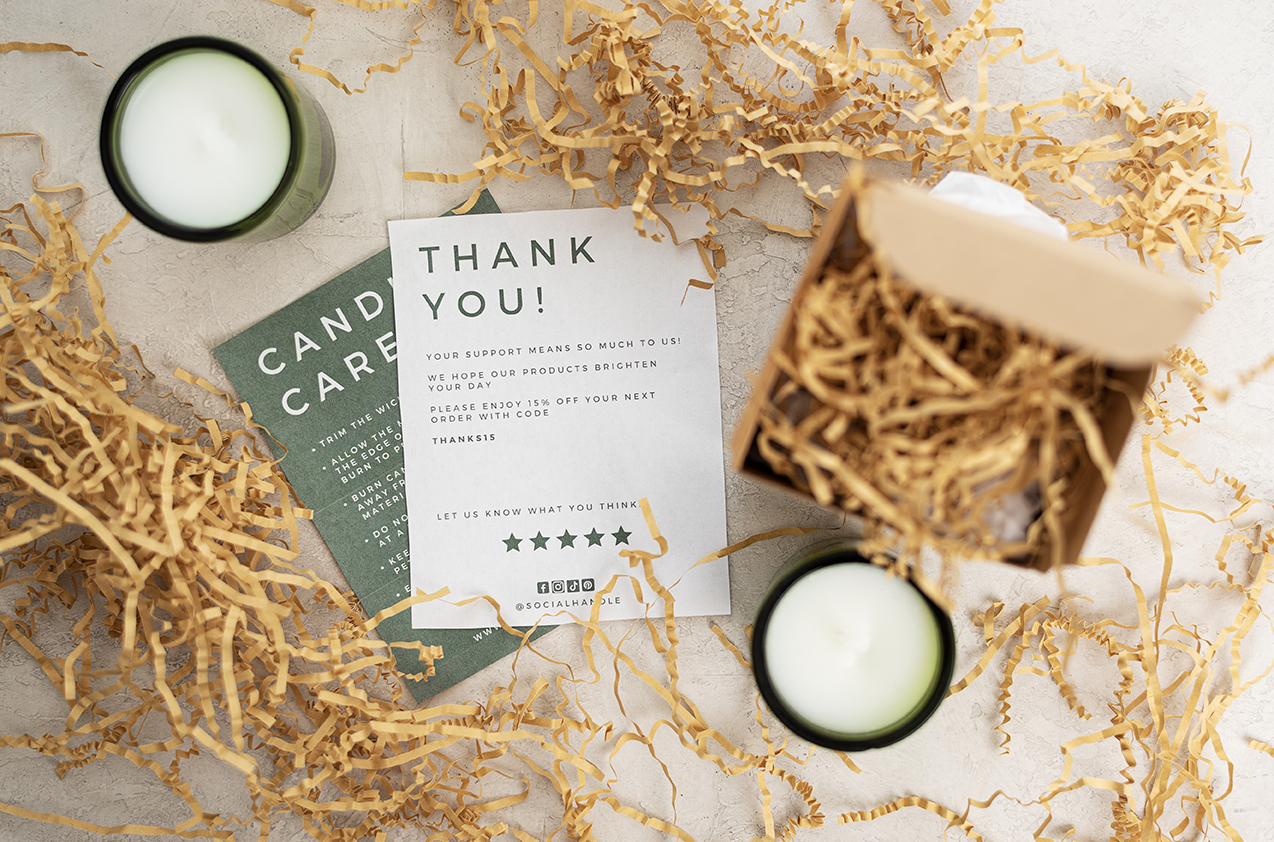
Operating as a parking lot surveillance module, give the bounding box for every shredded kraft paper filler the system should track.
[1,1,1273,841]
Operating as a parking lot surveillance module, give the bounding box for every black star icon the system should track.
[503,533,522,552]
[531,532,550,550]
[558,529,577,548]
[584,528,604,547]
[612,526,631,545]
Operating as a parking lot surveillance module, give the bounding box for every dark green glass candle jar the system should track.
[751,539,956,751]
[100,37,335,242]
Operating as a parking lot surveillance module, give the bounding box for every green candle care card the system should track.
[387,207,729,630]
[213,190,549,703]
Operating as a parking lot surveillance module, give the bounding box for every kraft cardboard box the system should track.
[732,174,1199,570]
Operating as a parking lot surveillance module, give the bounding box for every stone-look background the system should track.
[2,1,1272,840]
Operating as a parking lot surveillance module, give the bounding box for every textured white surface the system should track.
[2,1,1273,840]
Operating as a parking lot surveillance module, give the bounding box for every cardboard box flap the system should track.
[858,183,1200,366]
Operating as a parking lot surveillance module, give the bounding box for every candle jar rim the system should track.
[99,36,310,242]
[750,539,956,751]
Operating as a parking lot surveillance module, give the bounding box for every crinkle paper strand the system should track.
[2,0,1272,840]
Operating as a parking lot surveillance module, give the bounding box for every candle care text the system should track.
[253,287,396,417]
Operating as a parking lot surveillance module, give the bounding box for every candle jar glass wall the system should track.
[751,538,956,751]
[100,37,335,242]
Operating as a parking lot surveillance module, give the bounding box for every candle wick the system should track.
[827,617,871,664]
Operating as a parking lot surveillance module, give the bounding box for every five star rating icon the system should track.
[503,526,633,552]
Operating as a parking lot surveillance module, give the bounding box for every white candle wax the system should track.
[763,563,943,735]
[118,50,291,229]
